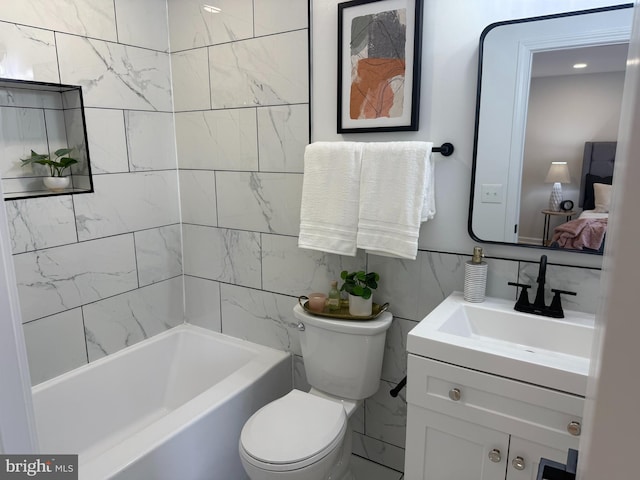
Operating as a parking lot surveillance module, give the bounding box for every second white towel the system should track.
[357,141,434,260]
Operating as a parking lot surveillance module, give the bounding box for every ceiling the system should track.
[531,42,629,77]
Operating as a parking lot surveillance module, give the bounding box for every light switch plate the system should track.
[481,184,503,203]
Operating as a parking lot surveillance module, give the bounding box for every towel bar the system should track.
[433,142,454,156]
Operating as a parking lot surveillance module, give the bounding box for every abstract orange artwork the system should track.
[349,9,407,120]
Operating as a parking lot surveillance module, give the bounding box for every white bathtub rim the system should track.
[32,324,281,393]
[32,324,290,480]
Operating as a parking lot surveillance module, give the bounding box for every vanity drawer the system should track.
[407,354,584,450]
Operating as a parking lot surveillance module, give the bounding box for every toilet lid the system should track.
[240,390,346,468]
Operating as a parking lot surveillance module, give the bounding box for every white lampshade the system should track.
[545,162,571,184]
[544,162,571,211]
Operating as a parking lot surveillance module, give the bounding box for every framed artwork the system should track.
[337,0,423,133]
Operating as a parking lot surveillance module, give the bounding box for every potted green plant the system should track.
[340,270,380,316]
[20,148,78,192]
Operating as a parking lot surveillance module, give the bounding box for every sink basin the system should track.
[407,292,595,396]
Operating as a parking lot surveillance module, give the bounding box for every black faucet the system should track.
[533,255,547,311]
[508,255,576,318]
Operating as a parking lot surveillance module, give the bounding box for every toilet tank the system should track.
[293,304,393,400]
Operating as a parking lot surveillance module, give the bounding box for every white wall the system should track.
[313,0,626,268]
[580,2,640,476]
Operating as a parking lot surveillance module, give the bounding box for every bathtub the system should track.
[31,324,291,480]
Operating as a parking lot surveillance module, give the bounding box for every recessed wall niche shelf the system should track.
[0,77,94,200]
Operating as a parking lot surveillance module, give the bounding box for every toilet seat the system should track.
[240,390,347,472]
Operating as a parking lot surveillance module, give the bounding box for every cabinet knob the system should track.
[488,449,502,463]
[567,421,582,436]
[448,388,461,401]
[512,456,526,471]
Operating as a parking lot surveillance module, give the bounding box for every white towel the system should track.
[298,142,363,256]
[357,141,434,260]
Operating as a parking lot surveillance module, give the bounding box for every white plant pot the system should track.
[348,294,373,317]
[43,176,70,192]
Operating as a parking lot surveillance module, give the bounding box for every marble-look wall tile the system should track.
[0,107,48,179]
[352,433,406,474]
[486,257,520,301]
[14,234,138,322]
[47,109,71,156]
[0,22,59,83]
[84,277,184,361]
[369,251,467,322]
[171,48,210,111]
[175,109,258,171]
[254,0,308,37]
[134,224,182,287]
[23,308,88,385]
[56,34,172,112]
[73,171,180,241]
[114,0,169,52]
[125,111,177,171]
[261,234,364,296]
[6,196,77,254]
[220,284,301,355]
[216,172,302,236]
[83,108,128,174]
[365,380,407,449]
[209,30,309,108]
[0,0,117,42]
[0,89,61,109]
[519,262,602,314]
[257,104,308,173]
[183,224,261,289]
[167,0,253,52]
[179,170,217,226]
[184,275,221,332]
[381,317,416,384]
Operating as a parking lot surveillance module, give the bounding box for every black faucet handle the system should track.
[551,288,577,296]
[508,282,532,312]
[548,289,577,318]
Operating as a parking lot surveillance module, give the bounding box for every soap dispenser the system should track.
[464,246,488,303]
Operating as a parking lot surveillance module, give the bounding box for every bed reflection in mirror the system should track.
[469,5,632,254]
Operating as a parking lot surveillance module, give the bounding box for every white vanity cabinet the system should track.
[404,354,584,479]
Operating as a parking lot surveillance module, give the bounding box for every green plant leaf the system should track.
[54,148,74,157]
[58,158,78,167]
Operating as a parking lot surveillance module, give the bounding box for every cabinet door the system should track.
[405,404,509,480]
[506,436,572,480]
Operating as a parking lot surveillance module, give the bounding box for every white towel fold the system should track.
[298,142,363,256]
[357,141,434,260]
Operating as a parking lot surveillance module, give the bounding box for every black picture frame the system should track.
[337,0,423,133]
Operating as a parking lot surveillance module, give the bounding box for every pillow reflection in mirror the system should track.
[593,183,612,213]
[583,173,613,210]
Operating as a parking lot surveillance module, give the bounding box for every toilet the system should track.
[239,303,393,480]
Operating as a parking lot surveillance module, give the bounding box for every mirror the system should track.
[469,5,632,254]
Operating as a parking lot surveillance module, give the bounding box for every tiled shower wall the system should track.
[1,0,182,385]
[2,0,604,475]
